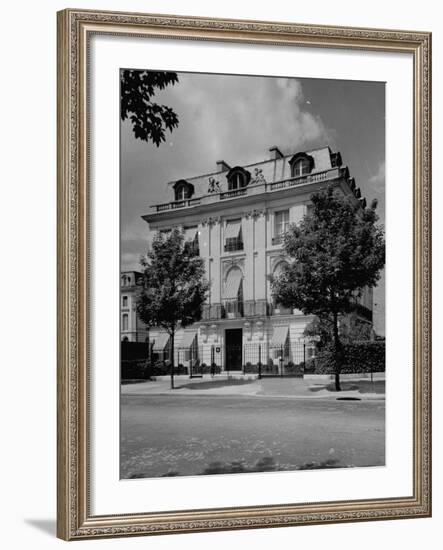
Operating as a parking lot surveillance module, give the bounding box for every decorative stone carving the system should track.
[200,324,208,343]
[251,167,266,185]
[270,255,288,273]
[221,259,245,284]
[243,321,252,341]
[245,208,266,220]
[201,216,221,226]
[207,176,221,194]
[255,320,264,340]
[210,324,219,342]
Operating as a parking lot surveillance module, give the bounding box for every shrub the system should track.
[243,362,259,373]
[313,341,385,374]
[199,363,221,374]
[121,360,149,380]
[284,361,304,375]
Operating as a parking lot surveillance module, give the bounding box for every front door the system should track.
[225,329,242,371]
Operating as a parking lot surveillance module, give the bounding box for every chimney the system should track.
[269,146,284,160]
[216,160,230,172]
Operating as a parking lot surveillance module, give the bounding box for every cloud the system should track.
[121,73,331,270]
[368,161,385,191]
[121,251,143,272]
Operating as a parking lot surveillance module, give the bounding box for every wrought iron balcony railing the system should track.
[224,238,244,252]
[272,234,284,245]
[151,168,341,213]
[223,299,244,318]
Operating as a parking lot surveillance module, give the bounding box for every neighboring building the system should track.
[141,146,373,371]
[120,271,149,342]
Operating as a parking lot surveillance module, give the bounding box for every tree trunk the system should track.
[332,311,342,391]
[170,330,175,390]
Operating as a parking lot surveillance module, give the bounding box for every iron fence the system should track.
[171,341,314,378]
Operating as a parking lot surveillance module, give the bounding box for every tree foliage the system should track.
[271,186,385,390]
[136,229,210,388]
[121,69,179,146]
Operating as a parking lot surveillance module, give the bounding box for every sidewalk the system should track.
[121,375,385,401]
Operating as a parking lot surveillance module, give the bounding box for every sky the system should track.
[121,71,385,334]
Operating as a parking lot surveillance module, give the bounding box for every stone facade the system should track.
[142,146,372,370]
[120,271,149,343]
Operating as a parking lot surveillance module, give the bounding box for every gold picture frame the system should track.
[57,8,431,540]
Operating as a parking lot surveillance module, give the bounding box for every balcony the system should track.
[244,300,268,317]
[270,303,293,316]
[155,197,201,212]
[223,299,244,318]
[224,238,244,252]
[202,300,272,320]
[150,168,341,214]
[220,188,247,200]
[272,234,284,246]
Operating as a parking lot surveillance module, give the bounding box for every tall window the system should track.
[226,167,251,190]
[122,295,128,308]
[175,184,188,201]
[224,219,243,252]
[274,210,289,242]
[292,158,311,177]
[122,314,128,331]
[229,172,243,190]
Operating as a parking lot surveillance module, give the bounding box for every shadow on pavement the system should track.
[309,380,385,394]
[179,379,255,390]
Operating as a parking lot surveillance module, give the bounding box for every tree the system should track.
[121,69,179,146]
[136,229,210,389]
[271,186,385,391]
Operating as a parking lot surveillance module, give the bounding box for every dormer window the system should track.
[226,167,251,191]
[173,179,194,201]
[289,153,314,177]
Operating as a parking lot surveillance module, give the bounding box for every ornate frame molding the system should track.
[57,8,431,540]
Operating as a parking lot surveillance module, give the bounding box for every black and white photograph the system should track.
[120,69,386,480]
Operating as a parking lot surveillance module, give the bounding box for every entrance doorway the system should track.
[225,328,242,371]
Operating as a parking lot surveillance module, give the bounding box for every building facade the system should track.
[120,271,149,342]
[142,146,373,371]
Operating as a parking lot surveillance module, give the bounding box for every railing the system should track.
[155,198,201,212]
[202,303,224,320]
[220,188,247,200]
[272,234,284,245]
[223,299,244,318]
[224,238,244,252]
[202,300,295,320]
[243,300,268,317]
[151,168,340,213]
[269,303,293,316]
[267,170,330,192]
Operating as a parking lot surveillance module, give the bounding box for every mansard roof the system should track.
[160,146,337,203]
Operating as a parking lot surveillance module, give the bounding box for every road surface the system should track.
[121,392,385,478]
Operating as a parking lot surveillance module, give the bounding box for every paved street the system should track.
[121,386,385,478]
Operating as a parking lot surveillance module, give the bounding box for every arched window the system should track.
[226,167,251,191]
[122,314,129,331]
[272,262,291,314]
[289,153,314,178]
[175,184,187,200]
[173,180,194,201]
[292,158,311,176]
[223,267,244,317]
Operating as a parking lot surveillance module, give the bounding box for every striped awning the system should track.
[152,332,170,351]
[224,270,243,299]
[271,325,289,346]
[184,226,198,241]
[180,331,197,349]
[225,220,241,239]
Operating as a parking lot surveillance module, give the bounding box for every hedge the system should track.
[121,360,150,380]
[313,341,385,374]
[121,360,190,379]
